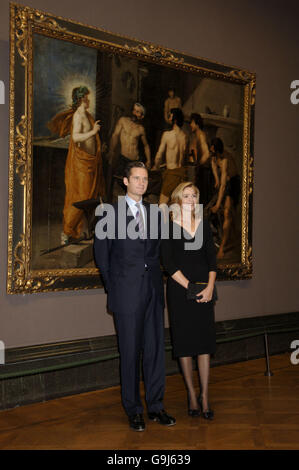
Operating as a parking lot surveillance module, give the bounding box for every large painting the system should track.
[7,4,255,294]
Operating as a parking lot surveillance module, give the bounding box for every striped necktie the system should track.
[135,202,145,239]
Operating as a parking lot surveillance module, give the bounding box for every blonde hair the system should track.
[169,182,201,221]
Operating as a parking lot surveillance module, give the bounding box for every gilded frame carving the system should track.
[7,3,255,294]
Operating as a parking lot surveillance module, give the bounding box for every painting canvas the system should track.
[7,4,255,293]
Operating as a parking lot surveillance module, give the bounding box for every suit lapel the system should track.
[126,201,135,220]
[143,201,150,239]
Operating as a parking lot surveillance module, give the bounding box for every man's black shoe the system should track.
[148,410,176,426]
[128,413,145,432]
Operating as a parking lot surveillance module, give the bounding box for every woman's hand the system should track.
[171,271,189,290]
[196,286,214,303]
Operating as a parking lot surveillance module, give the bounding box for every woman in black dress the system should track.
[161,182,217,419]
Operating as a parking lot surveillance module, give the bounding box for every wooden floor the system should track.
[0,353,298,450]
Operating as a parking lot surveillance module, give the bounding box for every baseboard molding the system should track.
[0,312,298,410]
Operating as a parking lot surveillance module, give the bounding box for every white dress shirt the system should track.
[125,194,147,232]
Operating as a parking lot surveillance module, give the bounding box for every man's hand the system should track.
[93,120,101,134]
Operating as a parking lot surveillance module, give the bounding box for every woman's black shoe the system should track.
[188,408,201,417]
[198,395,214,420]
[187,393,200,417]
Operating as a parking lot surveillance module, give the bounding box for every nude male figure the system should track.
[189,113,209,165]
[72,92,101,155]
[210,137,240,259]
[164,88,182,125]
[153,108,187,204]
[109,102,151,168]
[48,86,104,244]
[48,86,105,244]
[189,113,219,207]
[61,89,101,243]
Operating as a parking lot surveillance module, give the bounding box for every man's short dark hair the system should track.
[190,113,204,130]
[124,161,147,179]
[171,108,184,128]
[211,137,224,155]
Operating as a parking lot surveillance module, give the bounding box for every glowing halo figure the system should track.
[48,85,105,244]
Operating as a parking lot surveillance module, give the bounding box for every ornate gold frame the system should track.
[7,3,255,294]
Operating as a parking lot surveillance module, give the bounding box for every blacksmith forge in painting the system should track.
[7,3,255,293]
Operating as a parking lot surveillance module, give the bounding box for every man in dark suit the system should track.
[94,161,176,431]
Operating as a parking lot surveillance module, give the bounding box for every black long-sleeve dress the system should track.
[161,217,217,358]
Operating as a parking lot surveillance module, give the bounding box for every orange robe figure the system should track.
[48,109,105,239]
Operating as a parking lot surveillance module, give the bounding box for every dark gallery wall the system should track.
[0,0,298,349]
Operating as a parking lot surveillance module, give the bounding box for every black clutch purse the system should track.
[187,282,218,302]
